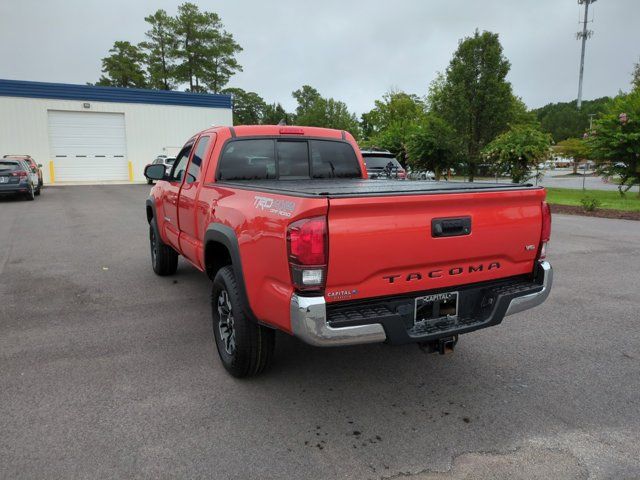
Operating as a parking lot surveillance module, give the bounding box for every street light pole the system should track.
[576,0,596,110]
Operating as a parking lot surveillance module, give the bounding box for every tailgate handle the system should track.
[432,217,471,237]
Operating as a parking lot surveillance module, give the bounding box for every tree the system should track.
[202,27,243,93]
[555,137,590,174]
[533,97,611,142]
[222,87,267,125]
[431,30,515,181]
[291,86,360,137]
[262,102,293,125]
[586,90,640,196]
[482,126,552,183]
[406,114,457,180]
[140,9,177,90]
[292,85,322,119]
[96,41,148,88]
[632,58,640,92]
[173,3,242,93]
[361,91,426,164]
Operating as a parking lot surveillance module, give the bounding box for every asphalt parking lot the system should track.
[1,185,639,479]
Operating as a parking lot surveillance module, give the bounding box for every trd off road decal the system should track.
[253,195,296,218]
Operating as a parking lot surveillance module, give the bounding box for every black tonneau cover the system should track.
[217,179,538,198]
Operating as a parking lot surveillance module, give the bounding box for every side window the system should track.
[170,144,192,182]
[277,141,309,179]
[310,140,361,178]
[217,139,276,180]
[186,136,210,184]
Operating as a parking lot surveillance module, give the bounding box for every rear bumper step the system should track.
[290,261,552,347]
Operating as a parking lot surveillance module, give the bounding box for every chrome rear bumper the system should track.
[504,261,553,316]
[290,261,552,347]
[290,295,386,347]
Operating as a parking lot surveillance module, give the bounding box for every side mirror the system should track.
[144,164,167,181]
[37,164,42,168]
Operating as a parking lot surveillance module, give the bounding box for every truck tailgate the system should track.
[325,188,546,302]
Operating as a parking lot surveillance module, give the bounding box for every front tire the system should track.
[211,266,275,377]
[149,218,178,276]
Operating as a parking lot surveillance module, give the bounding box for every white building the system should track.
[0,79,232,183]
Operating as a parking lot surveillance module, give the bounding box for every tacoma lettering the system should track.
[384,262,502,284]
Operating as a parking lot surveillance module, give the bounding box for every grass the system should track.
[545,187,640,212]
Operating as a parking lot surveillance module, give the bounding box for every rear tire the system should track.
[25,185,35,201]
[149,218,178,276]
[211,266,275,377]
[147,179,154,185]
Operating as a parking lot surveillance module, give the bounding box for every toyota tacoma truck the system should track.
[144,125,552,377]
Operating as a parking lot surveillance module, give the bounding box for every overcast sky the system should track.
[1,0,638,114]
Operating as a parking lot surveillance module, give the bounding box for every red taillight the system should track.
[287,216,327,291]
[398,169,406,179]
[11,171,28,177]
[538,201,552,259]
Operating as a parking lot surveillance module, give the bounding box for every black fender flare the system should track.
[204,223,259,323]
[145,197,156,224]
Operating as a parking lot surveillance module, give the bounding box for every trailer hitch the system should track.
[418,335,458,355]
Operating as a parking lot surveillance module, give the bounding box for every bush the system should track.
[580,196,601,212]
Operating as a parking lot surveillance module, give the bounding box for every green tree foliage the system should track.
[262,103,293,125]
[482,126,552,183]
[632,59,640,92]
[222,87,267,125]
[533,97,611,142]
[361,91,426,164]
[406,114,457,180]
[172,2,242,92]
[96,3,242,93]
[140,10,177,90]
[96,41,148,88]
[292,85,322,119]
[586,90,640,195]
[555,137,589,174]
[291,85,360,137]
[431,30,514,181]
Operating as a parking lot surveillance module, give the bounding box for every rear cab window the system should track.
[217,138,361,181]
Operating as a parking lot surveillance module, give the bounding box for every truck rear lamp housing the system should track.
[538,201,552,259]
[287,216,327,291]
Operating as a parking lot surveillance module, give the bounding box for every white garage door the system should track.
[47,111,128,182]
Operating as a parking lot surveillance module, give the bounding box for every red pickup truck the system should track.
[144,125,552,377]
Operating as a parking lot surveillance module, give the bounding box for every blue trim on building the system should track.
[0,78,232,109]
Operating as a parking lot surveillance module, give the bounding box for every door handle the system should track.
[432,217,472,237]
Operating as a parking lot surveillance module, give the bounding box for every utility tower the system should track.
[576,0,596,110]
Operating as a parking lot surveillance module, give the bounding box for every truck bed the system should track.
[217,179,539,198]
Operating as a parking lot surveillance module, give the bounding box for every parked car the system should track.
[553,157,573,168]
[143,125,553,378]
[360,150,406,179]
[577,160,595,171]
[0,159,39,200]
[147,156,176,184]
[3,155,42,194]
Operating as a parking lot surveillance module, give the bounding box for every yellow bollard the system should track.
[128,161,134,182]
[49,160,55,184]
